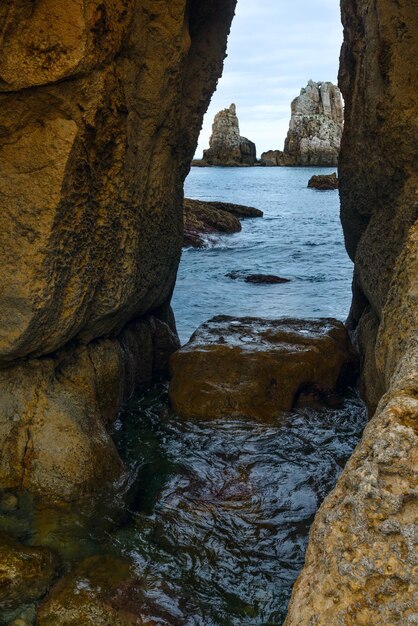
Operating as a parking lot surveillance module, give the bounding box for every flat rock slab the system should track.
[169,316,357,420]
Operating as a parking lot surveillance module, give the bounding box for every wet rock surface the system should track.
[169,316,357,421]
[0,532,57,611]
[308,173,339,190]
[37,555,138,625]
[226,271,290,284]
[183,199,262,247]
[202,103,257,166]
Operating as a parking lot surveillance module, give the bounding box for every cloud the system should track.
[195,0,343,157]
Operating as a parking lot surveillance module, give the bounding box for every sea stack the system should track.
[202,103,257,166]
[261,80,344,166]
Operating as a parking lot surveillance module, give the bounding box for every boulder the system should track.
[308,173,339,190]
[183,199,262,247]
[202,103,257,166]
[0,532,57,611]
[169,316,357,421]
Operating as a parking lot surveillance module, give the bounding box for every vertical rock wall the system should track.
[0,0,237,502]
[285,0,418,623]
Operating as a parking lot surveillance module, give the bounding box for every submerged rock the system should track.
[202,104,257,166]
[169,316,357,421]
[0,532,57,611]
[308,173,339,190]
[245,274,290,284]
[37,555,135,625]
[226,271,290,284]
[183,199,262,248]
[261,81,344,166]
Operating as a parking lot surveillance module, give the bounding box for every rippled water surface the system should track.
[113,386,365,626]
[173,166,352,343]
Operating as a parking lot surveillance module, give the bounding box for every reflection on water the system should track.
[109,384,366,626]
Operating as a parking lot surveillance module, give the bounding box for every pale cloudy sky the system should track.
[195,0,343,158]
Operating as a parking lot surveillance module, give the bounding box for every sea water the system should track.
[173,166,352,343]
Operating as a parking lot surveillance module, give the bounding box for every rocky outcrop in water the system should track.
[169,316,357,420]
[202,104,257,166]
[261,80,344,166]
[285,1,418,623]
[308,173,339,190]
[183,198,263,247]
[0,0,237,504]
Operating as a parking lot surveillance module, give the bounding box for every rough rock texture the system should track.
[0,0,237,502]
[37,555,138,625]
[0,532,57,611]
[285,1,418,622]
[261,81,344,166]
[0,313,178,501]
[169,316,357,421]
[202,103,257,166]
[308,173,339,190]
[183,198,262,247]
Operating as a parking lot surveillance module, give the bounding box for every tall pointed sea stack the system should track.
[261,80,344,166]
[202,103,256,166]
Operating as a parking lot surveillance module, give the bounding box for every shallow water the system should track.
[110,385,366,625]
[173,166,352,343]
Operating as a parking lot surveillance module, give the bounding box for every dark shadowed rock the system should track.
[245,274,291,284]
[183,199,262,247]
[169,316,357,421]
[0,532,58,611]
[226,271,290,284]
[308,173,339,190]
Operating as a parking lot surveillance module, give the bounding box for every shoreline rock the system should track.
[169,316,357,421]
[183,199,263,248]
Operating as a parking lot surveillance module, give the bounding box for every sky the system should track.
[195,0,343,158]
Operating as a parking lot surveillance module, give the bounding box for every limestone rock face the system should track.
[285,1,418,622]
[0,313,179,501]
[202,103,257,165]
[169,316,357,421]
[0,0,237,502]
[261,80,343,166]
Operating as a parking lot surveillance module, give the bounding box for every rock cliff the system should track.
[0,0,237,503]
[285,1,418,623]
[261,80,344,166]
[202,103,257,165]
